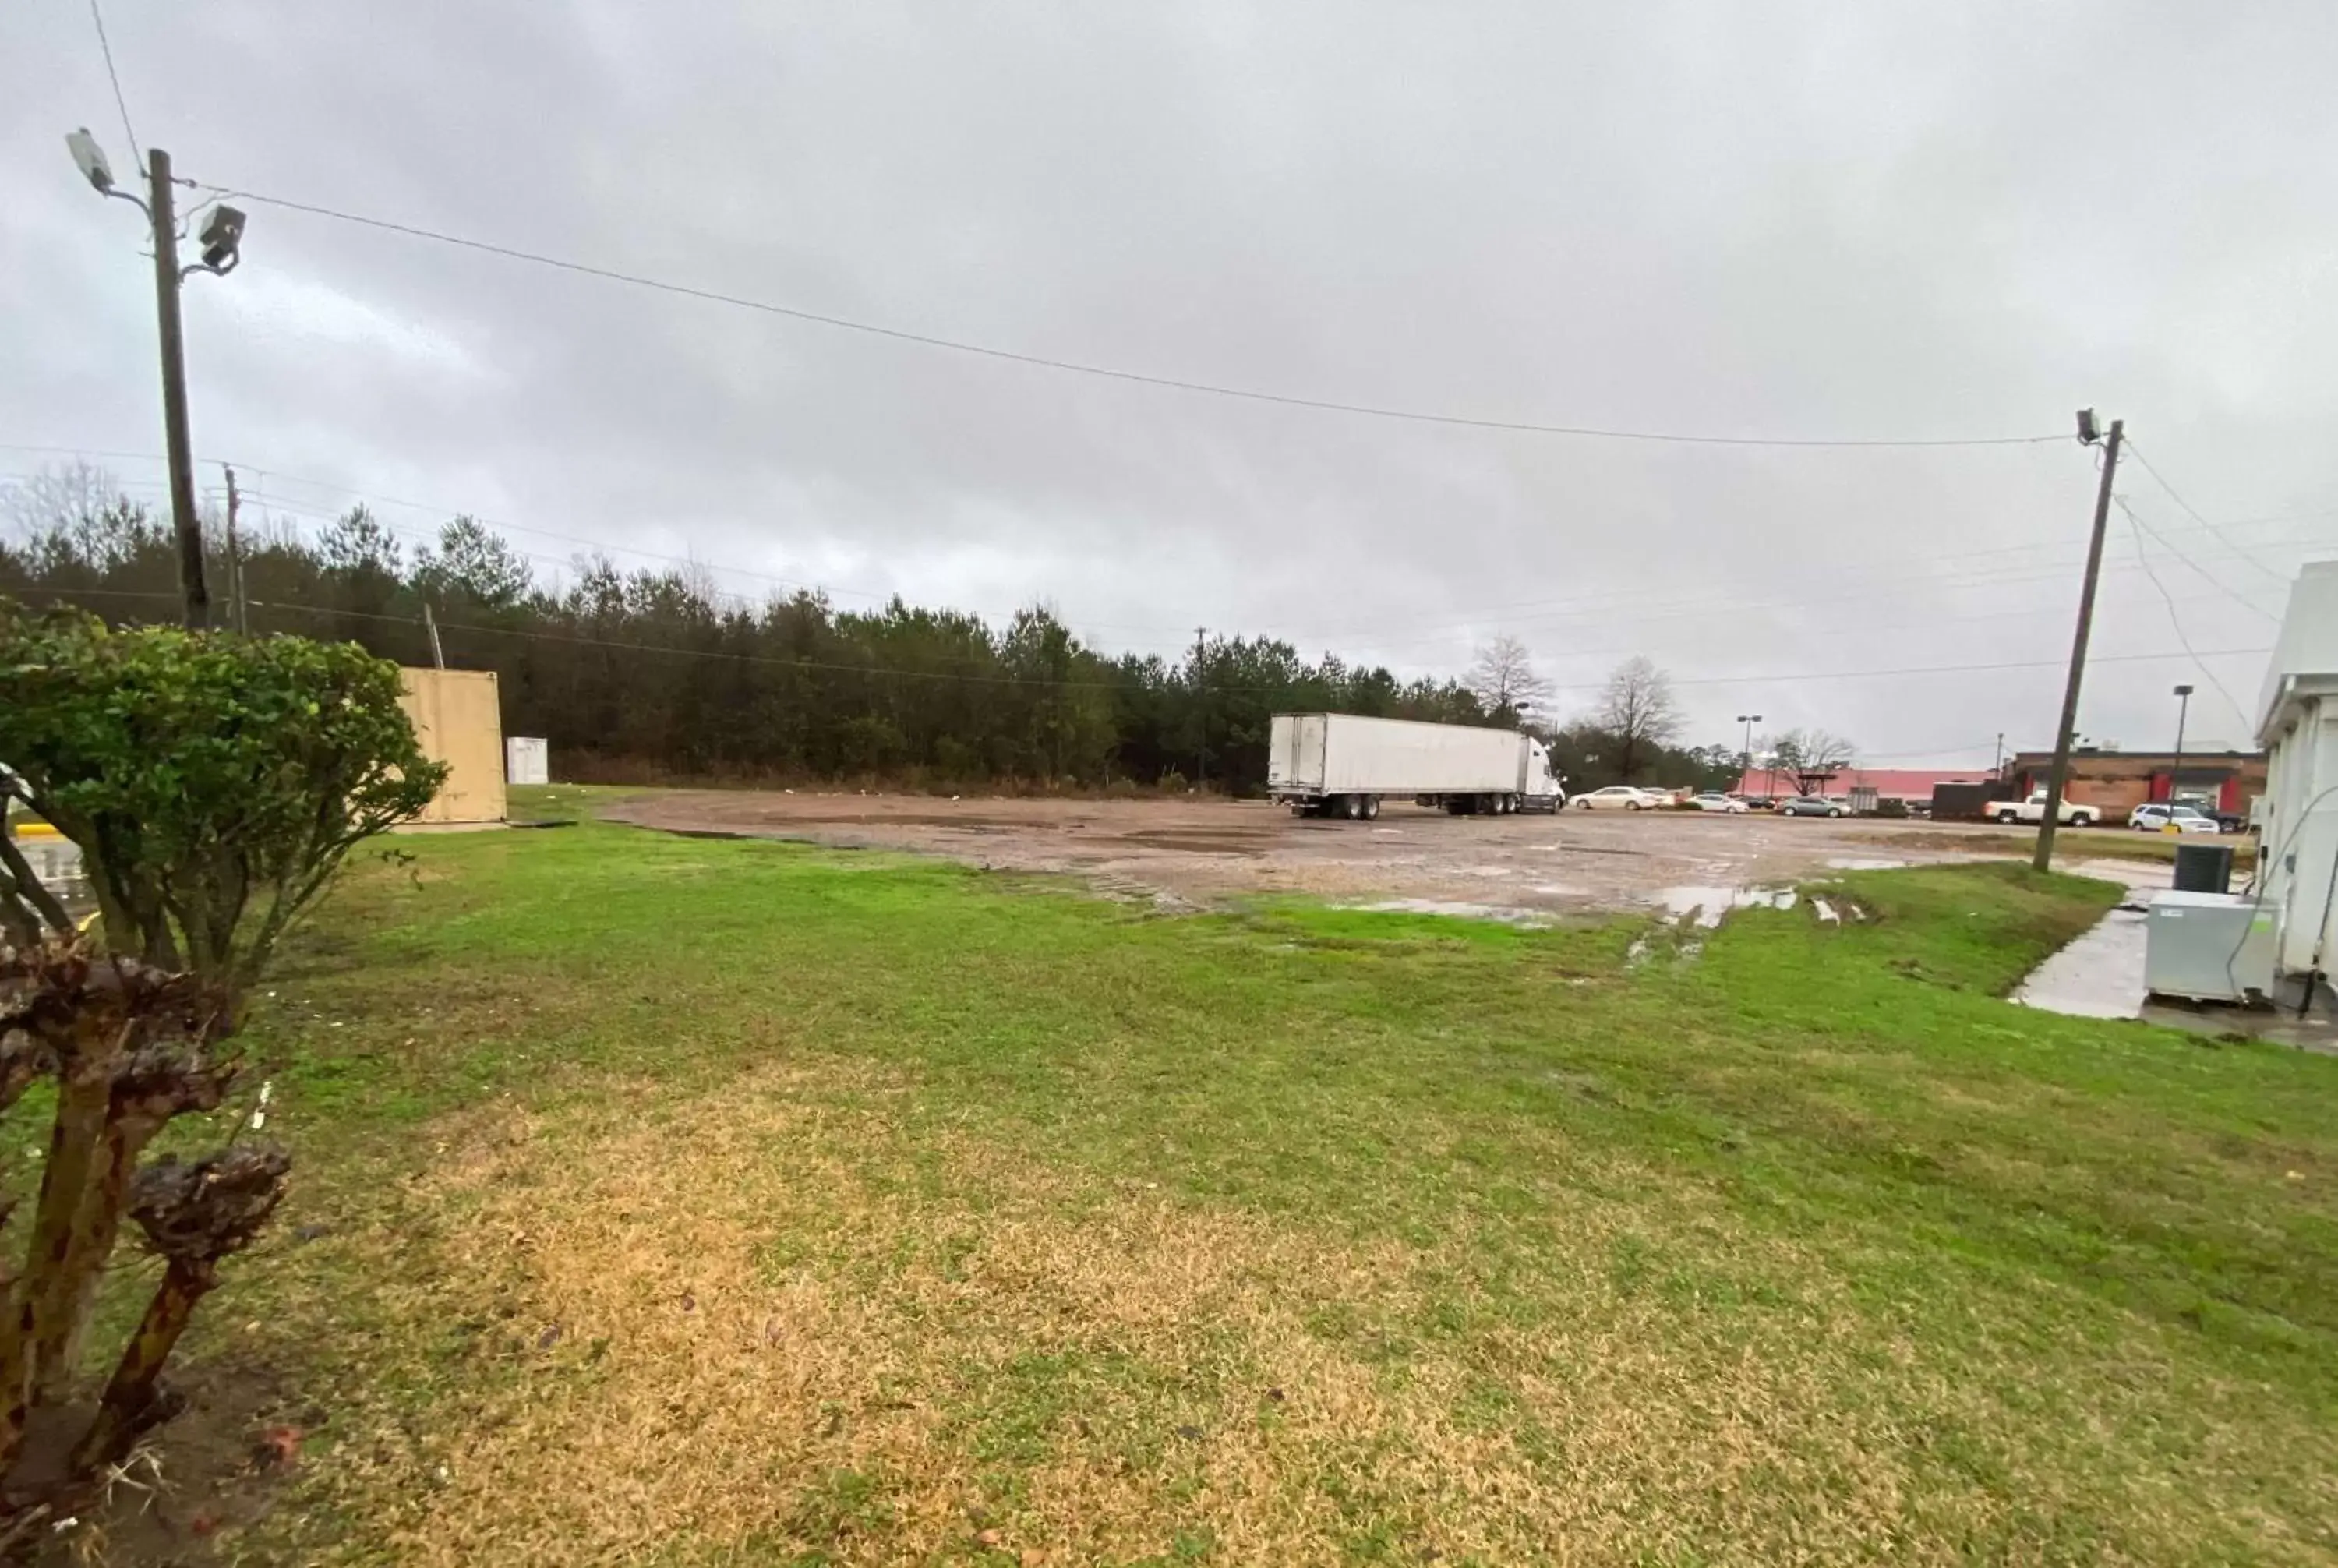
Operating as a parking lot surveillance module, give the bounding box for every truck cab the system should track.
[1527,738,1563,808]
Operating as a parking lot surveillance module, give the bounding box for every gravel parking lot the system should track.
[603,791,2026,917]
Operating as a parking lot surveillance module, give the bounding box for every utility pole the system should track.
[1192,627,1207,790]
[2034,412,2122,872]
[147,148,207,630]
[223,464,249,634]
[65,131,248,627]
[422,600,447,669]
[2170,683,2194,807]
[1736,714,1762,782]
[1993,732,2004,775]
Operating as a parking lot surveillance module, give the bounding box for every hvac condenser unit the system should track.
[2143,891,2279,1004]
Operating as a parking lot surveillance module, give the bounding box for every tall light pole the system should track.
[2169,683,2194,807]
[1736,714,1762,784]
[65,129,246,630]
[2034,408,2122,872]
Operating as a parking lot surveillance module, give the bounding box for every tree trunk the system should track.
[71,1258,211,1475]
[20,1036,125,1403]
[0,833,72,938]
[43,1112,168,1405]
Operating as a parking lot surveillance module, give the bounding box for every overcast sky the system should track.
[5,2,2334,761]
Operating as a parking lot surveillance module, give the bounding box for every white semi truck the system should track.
[1267,713,1564,819]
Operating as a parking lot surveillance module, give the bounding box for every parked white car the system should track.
[1687,792,1748,813]
[1573,786,1665,811]
[2128,802,2220,834]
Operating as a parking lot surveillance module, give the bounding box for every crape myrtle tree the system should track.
[0,599,441,1543]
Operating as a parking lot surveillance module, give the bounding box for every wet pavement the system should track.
[2015,859,2338,1051]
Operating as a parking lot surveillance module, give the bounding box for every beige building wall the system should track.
[397,668,507,825]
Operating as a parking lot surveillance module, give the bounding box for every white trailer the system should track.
[1268,713,1563,820]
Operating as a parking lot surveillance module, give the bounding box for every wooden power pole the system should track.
[2033,415,2122,872]
[223,464,249,634]
[147,148,208,630]
[1192,627,1207,789]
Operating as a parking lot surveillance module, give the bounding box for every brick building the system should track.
[2001,747,2266,818]
[1730,765,1992,804]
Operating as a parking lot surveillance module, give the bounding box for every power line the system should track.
[2116,498,2252,726]
[2,582,2268,697]
[86,0,139,164]
[18,468,2304,657]
[17,447,2333,649]
[2123,441,2293,585]
[208,186,2068,451]
[2114,493,2281,624]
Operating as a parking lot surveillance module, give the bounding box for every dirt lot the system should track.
[602,791,2033,917]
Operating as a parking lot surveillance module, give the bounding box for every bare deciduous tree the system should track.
[1596,655,1681,782]
[1465,634,1552,717]
[1763,727,1856,793]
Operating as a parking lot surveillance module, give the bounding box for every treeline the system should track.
[0,479,1741,793]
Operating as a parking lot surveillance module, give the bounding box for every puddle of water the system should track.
[1650,885,1797,929]
[1812,898,1841,925]
[1826,857,1909,871]
[1350,898,1550,927]
[1531,883,1590,897]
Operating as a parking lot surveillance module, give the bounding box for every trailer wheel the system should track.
[1361,795,1381,821]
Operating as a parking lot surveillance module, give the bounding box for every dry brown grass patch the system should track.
[277,1065,2310,1566]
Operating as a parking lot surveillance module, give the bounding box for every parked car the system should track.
[1988,789,2100,827]
[1573,786,1664,811]
[1777,794,1848,818]
[2128,802,2220,834]
[1687,792,1748,814]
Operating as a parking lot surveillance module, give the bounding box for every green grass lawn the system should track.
[69,804,2337,1565]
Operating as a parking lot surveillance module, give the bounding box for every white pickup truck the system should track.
[1989,789,2101,828]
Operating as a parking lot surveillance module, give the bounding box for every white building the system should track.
[2254,560,2338,984]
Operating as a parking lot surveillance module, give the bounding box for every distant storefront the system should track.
[2001,747,2266,817]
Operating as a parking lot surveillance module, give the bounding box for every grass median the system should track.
[81,803,2336,1564]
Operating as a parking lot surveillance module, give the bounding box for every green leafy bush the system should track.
[0,601,447,1001]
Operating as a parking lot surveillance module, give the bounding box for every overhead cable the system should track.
[209,187,2067,450]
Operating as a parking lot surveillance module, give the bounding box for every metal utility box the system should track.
[2144,890,2278,1003]
[2171,840,2234,894]
[505,736,549,786]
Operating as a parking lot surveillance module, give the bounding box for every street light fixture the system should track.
[65,129,247,628]
[66,127,114,192]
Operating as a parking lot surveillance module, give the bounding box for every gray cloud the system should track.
[4,0,2333,757]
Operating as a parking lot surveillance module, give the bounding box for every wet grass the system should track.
[87,813,2338,1563]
